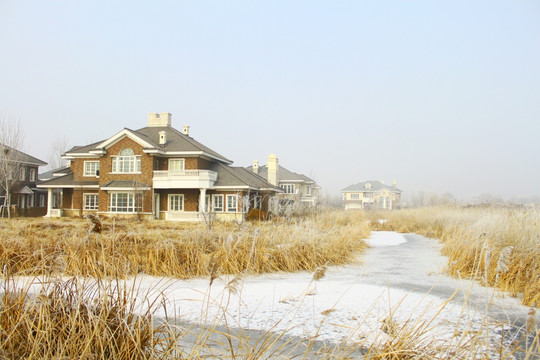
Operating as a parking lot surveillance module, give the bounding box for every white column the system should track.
[199,188,207,213]
[45,188,53,217]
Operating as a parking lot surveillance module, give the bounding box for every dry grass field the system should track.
[368,205,540,307]
[1,208,538,358]
[0,210,369,279]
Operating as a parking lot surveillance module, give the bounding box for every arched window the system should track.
[119,148,134,156]
[112,148,141,173]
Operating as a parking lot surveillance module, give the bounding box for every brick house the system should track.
[342,180,402,210]
[37,113,280,221]
[247,154,320,207]
[0,145,48,216]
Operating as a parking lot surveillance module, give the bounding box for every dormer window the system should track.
[112,148,141,173]
[364,183,372,189]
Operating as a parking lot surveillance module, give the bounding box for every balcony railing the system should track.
[165,211,203,222]
[153,170,217,189]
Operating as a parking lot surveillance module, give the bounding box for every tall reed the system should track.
[0,210,369,280]
[368,205,540,306]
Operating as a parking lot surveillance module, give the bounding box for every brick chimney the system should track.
[148,112,172,127]
[267,154,278,186]
[253,160,259,174]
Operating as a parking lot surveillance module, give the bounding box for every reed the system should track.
[0,210,369,280]
[368,205,540,306]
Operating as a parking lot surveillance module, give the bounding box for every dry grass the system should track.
[368,205,540,306]
[0,210,369,280]
[0,275,184,359]
[1,210,538,358]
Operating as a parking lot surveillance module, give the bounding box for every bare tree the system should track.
[0,115,25,219]
[47,136,70,170]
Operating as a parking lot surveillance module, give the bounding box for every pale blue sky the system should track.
[1,1,539,200]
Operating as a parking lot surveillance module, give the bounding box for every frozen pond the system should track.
[15,231,539,358]
[129,231,538,357]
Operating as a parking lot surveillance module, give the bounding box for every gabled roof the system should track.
[0,145,47,166]
[342,180,402,193]
[38,166,71,181]
[37,171,99,189]
[211,163,282,191]
[246,164,316,184]
[63,126,233,164]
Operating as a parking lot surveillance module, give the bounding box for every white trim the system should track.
[101,186,151,191]
[212,186,252,190]
[168,194,184,211]
[143,149,233,165]
[96,129,154,150]
[83,193,99,210]
[226,194,238,213]
[212,194,224,212]
[168,158,185,172]
[37,184,99,189]
[62,153,101,159]
[83,160,100,177]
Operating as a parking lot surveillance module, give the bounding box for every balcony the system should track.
[153,170,217,189]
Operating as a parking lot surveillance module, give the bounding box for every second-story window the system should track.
[169,159,185,173]
[305,185,311,196]
[351,193,360,200]
[112,148,141,173]
[280,184,295,194]
[29,168,36,182]
[84,161,100,177]
[20,167,26,181]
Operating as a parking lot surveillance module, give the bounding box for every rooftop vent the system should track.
[183,125,190,136]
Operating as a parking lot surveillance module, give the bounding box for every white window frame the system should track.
[281,184,295,194]
[168,159,185,173]
[29,168,36,182]
[254,196,262,209]
[83,193,99,210]
[20,167,26,181]
[212,194,224,212]
[305,185,311,196]
[108,192,141,213]
[205,194,211,212]
[84,161,100,177]
[168,194,184,211]
[351,193,360,200]
[39,195,45,207]
[226,194,238,213]
[111,148,141,174]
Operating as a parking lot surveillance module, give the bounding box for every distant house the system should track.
[342,180,402,210]
[0,145,48,216]
[37,112,280,221]
[247,154,320,207]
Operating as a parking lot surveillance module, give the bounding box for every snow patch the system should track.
[365,231,406,247]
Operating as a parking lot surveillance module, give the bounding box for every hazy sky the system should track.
[1,1,539,201]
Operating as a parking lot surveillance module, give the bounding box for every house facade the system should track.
[0,145,48,216]
[342,180,402,210]
[247,154,320,207]
[37,113,280,221]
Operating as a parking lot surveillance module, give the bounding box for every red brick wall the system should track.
[157,189,200,212]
